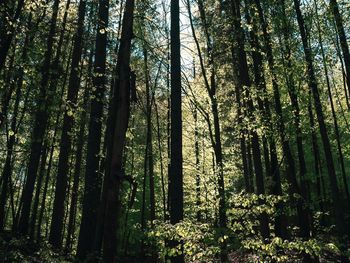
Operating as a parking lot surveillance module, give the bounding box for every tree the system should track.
[168,0,184,262]
[293,0,346,235]
[2,0,350,262]
[49,0,86,249]
[77,0,108,258]
[17,0,60,235]
[100,0,135,261]
[0,0,25,71]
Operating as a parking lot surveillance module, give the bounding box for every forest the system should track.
[1,0,350,262]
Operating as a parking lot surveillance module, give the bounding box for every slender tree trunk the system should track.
[36,76,66,241]
[49,0,86,249]
[169,1,184,262]
[0,77,21,230]
[29,142,48,239]
[0,0,24,71]
[315,0,350,201]
[141,141,148,230]
[101,0,134,261]
[273,0,309,202]
[0,42,17,129]
[293,0,345,234]
[36,153,51,241]
[254,0,312,240]
[47,0,71,98]
[65,84,89,252]
[230,0,270,240]
[17,0,60,235]
[77,0,109,258]
[140,47,155,230]
[188,0,226,231]
[244,29,285,228]
[333,33,350,110]
[308,93,325,213]
[227,6,251,194]
[330,0,350,96]
[244,0,287,238]
[155,99,167,221]
[194,109,201,222]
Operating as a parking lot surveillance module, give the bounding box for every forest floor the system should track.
[0,232,347,263]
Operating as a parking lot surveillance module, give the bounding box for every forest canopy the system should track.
[1,0,350,262]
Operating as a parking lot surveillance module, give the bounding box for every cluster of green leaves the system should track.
[226,192,347,262]
[147,219,221,262]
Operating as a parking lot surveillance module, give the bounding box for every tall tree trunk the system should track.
[194,109,201,222]
[17,0,60,235]
[188,0,226,231]
[65,84,89,252]
[253,0,312,240]
[47,0,71,99]
[257,0,312,240]
[0,0,24,71]
[293,0,345,234]
[169,0,184,262]
[333,33,350,110]
[140,47,155,230]
[0,41,17,129]
[230,0,270,240]
[49,0,86,249]
[0,76,21,230]
[76,0,108,258]
[29,142,48,239]
[244,0,287,238]
[241,32,284,226]
[36,75,66,241]
[308,94,325,214]
[155,98,167,221]
[227,6,251,194]
[314,0,350,202]
[330,0,350,96]
[101,0,134,261]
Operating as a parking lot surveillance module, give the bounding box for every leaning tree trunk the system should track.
[101,0,134,262]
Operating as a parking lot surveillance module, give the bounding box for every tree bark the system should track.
[65,83,89,252]
[293,0,345,234]
[99,0,135,261]
[49,0,86,249]
[330,0,350,96]
[29,142,48,239]
[230,0,270,240]
[315,0,350,202]
[0,74,21,230]
[17,0,60,235]
[76,0,109,258]
[169,1,184,262]
[0,0,24,71]
[188,0,226,231]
